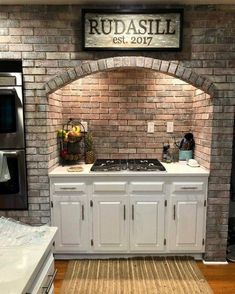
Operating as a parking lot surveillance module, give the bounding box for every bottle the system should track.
[162,143,172,163]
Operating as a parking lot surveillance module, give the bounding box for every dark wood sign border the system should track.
[81,8,184,52]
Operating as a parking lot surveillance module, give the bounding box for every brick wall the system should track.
[0,4,234,260]
[192,90,213,169]
[47,90,63,170]
[57,69,195,159]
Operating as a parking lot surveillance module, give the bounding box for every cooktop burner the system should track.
[90,159,128,172]
[128,159,166,171]
[90,159,166,172]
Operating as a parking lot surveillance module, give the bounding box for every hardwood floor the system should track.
[197,261,235,294]
[54,260,68,294]
[54,260,235,293]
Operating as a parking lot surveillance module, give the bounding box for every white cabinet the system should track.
[50,179,89,253]
[130,197,165,252]
[129,181,166,252]
[50,175,208,256]
[91,180,166,253]
[28,252,56,294]
[167,181,206,252]
[93,197,128,252]
[92,181,128,252]
[52,196,88,252]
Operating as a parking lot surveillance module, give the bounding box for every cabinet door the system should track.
[130,196,165,252]
[168,194,205,252]
[92,197,128,252]
[52,196,88,253]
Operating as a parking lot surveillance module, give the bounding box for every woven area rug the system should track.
[60,257,213,294]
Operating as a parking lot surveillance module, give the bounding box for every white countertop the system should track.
[49,162,209,177]
[0,227,57,294]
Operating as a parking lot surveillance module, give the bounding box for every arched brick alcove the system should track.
[46,56,223,261]
[46,56,215,169]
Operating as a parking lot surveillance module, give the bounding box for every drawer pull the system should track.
[132,205,134,220]
[60,187,76,190]
[123,205,126,220]
[42,268,57,294]
[82,205,84,220]
[173,205,176,220]
[181,187,197,190]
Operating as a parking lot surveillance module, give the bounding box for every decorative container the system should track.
[179,150,193,161]
[57,118,86,165]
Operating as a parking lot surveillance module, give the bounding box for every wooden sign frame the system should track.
[82,9,183,51]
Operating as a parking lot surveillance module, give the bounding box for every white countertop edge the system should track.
[49,162,209,177]
[22,227,57,294]
[0,227,57,294]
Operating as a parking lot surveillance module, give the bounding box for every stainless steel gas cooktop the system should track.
[90,159,166,172]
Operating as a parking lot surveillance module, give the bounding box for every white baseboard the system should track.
[54,253,203,260]
[203,260,228,265]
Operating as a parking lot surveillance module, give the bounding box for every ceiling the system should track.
[0,0,234,5]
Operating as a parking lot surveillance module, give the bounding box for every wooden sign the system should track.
[82,9,183,51]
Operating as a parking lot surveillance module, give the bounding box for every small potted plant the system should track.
[84,132,95,164]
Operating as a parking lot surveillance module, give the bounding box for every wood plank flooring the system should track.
[197,261,235,294]
[54,260,235,294]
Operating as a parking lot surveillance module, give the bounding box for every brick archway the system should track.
[46,56,228,261]
[45,56,216,96]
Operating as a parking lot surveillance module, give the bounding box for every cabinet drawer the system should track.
[93,182,127,192]
[28,252,56,294]
[172,182,204,192]
[130,182,164,192]
[52,182,86,194]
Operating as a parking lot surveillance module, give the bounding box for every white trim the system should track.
[203,260,228,265]
[54,253,203,260]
